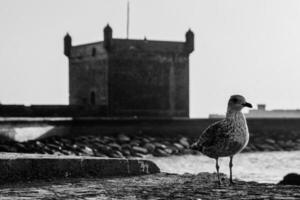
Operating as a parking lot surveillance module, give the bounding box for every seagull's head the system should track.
[227,95,252,112]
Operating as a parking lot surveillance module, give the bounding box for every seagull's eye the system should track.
[231,98,238,103]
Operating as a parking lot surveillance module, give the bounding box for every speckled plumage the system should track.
[194,111,249,158]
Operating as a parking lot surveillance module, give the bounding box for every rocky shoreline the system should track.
[1,133,300,158]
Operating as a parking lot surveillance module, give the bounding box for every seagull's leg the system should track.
[215,157,221,185]
[229,156,234,185]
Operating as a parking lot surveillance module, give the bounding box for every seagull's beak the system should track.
[242,102,252,108]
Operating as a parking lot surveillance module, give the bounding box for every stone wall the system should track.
[0,105,107,117]
[109,51,189,117]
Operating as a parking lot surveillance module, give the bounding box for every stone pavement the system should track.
[1,173,299,200]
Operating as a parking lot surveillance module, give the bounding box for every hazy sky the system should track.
[1,0,300,118]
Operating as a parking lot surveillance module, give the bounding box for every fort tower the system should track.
[64,25,194,117]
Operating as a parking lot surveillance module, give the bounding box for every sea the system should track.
[149,150,300,184]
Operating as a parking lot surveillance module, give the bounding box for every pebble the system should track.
[82,146,94,156]
[122,149,131,156]
[153,149,169,157]
[143,143,155,152]
[132,146,148,154]
[117,134,131,143]
[164,148,173,154]
[265,138,276,144]
[174,143,184,150]
[154,142,167,149]
[113,150,124,158]
[130,139,140,146]
[108,143,122,151]
[179,137,190,148]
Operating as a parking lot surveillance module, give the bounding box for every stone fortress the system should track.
[64,25,194,117]
[0,25,194,118]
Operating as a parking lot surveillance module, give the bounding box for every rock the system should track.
[42,145,55,154]
[144,143,155,153]
[278,140,296,150]
[265,138,276,144]
[154,142,167,149]
[132,146,148,154]
[153,149,169,157]
[257,144,277,151]
[168,146,180,154]
[94,151,108,157]
[48,143,62,151]
[81,146,94,156]
[130,139,141,146]
[60,138,74,144]
[93,137,104,144]
[72,144,81,151]
[285,140,296,149]
[51,139,64,147]
[131,152,144,158]
[121,144,132,150]
[252,144,265,151]
[164,148,173,154]
[117,134,131,143]
[191,150,201,155]
[35,141,45,148]
[63,142,76,151]
[248,144,258,151]
[122,149,132,157]
[173,143,184,150]
[147,137,156,142]
[141,137,151,143]
[59,149,70,155]
[179,137,189,148]
[108,143,122,151]
[182,149,192,154]
[111,151,124,158]
[278,173,300,185]
[103,136,114,144]
[95,144,112,155]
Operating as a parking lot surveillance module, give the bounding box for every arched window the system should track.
[90,91,96,105]
[92,48,96,57]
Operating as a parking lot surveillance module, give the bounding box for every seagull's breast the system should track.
[227,113,249,154]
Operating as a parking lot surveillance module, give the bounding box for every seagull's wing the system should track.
[192,119,232,150]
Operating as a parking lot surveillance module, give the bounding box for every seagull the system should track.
[191,95,252,185]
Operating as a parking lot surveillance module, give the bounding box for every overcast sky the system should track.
[1,0,300,117]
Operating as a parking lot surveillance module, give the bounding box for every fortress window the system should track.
[92,48,96,57]
[90,91,96,105]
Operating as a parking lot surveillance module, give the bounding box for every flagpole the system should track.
[127,0,130,39]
